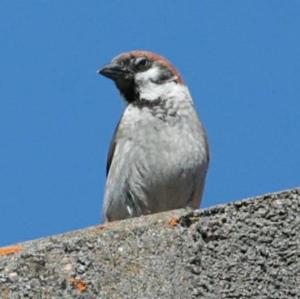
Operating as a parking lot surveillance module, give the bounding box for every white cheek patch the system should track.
[135,66,171,101]
[135,66,161,83]
[134,66,191,103]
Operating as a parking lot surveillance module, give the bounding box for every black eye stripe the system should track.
[134,57,151,71]
[137,59,147,66]
[135,57,147,64]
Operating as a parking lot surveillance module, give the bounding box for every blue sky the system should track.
[1,1,299,246]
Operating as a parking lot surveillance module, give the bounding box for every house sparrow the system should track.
[98,50,209,222]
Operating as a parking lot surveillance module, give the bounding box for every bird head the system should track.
[98,50,185,104]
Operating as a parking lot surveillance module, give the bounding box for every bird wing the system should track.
[106,120,121,177]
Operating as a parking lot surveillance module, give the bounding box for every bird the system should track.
[98,50,209,222]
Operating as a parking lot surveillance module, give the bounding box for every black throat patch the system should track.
[115,79,136,103]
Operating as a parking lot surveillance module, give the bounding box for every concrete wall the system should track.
[0,188,299,298]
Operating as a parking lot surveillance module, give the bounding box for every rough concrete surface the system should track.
[0,188,299,299]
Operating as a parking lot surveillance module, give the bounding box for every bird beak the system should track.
[98,63,130,81]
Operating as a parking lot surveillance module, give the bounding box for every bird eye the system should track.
[135,58,150,71]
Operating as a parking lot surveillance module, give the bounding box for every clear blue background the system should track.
[1,1,299,246]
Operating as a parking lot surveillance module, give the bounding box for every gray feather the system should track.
[103,100,209,221]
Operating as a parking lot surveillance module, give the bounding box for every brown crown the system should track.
[114,50,184,84]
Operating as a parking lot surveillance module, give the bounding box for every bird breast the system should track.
[119,101,207,182]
